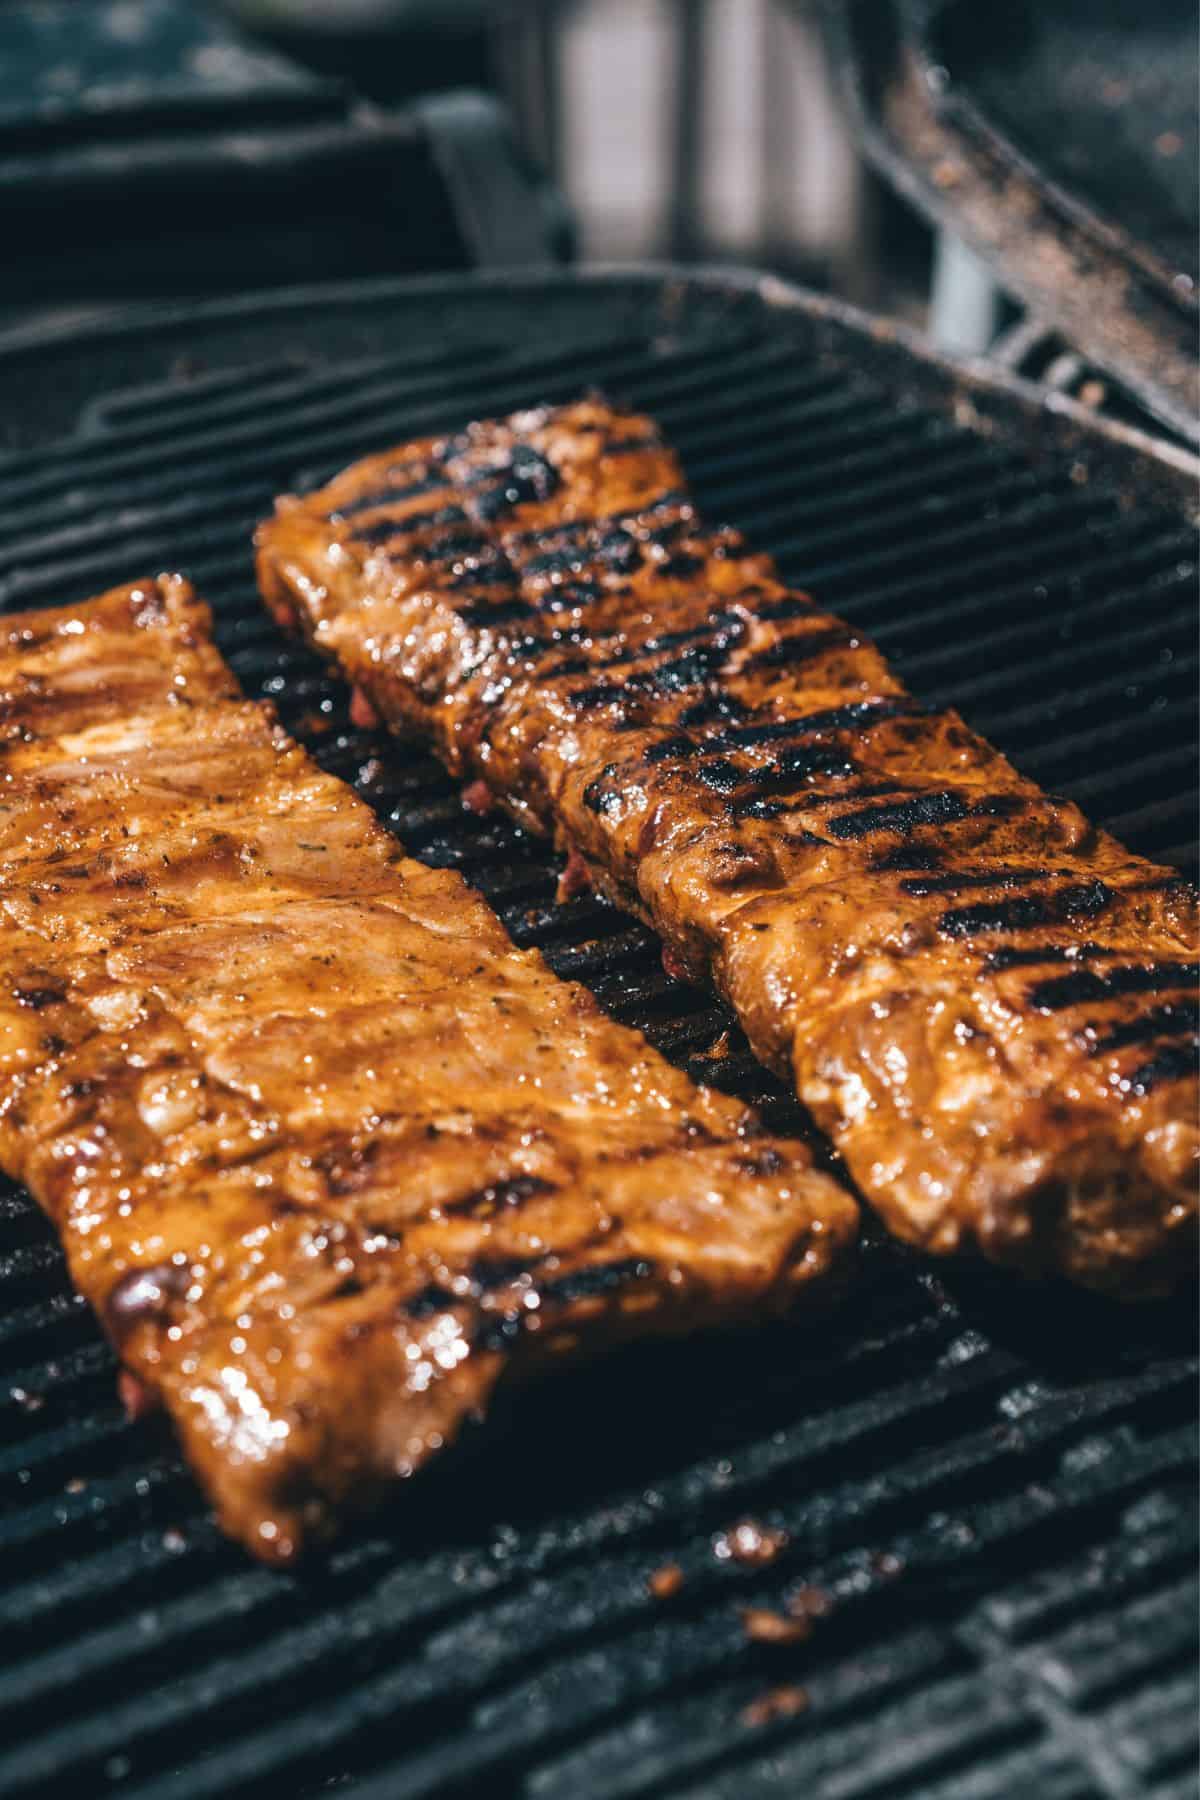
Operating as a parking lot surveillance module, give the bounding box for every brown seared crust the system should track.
[0,576,855,1562]
[256,400,1199,1296]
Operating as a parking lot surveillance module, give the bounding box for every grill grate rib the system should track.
[0,275,1194,1800]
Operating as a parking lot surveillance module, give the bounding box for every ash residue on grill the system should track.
[0,281,1194,1800]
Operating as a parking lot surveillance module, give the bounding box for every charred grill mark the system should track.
[468,1254,543,1292]
[1086,1000,1200,1056]
[691,747,859,816]
[741,745,856,794]
[696,758,742,795]
[457,599,539,627]
[492,627,596,664]
[522,548,589,580]
[732,798,785,821]
[473,1314,524,1352]
[717,699,918,748]
[568,645,743,713]
[405,1282,457,1320]
[14,985,65,1010]
[657,552,705,579]
[827,790,970,840]
[565,683,633,714]
[597,433,662,456]
[568,614,749,685]
[416,531,490,563]
[349,504,467,546]
[543,617,741,687]
[517,531,643,582]
[979,943,1117,972]
[408,1255,659,1355]
[789,782,910,809]
[873,846,943,873]
[901,867,1052,897]
[445,555,515,591]
[504,523,587,557]
[531,653,590,679]
[644,734,696,765]
[499,490,691,553]
[1127,1043,1199,1094]
[440,1173,557,1216]
[405,1255,547,1324]
[1029,960,1200,1012]
[537,580,605,610]
[621,625,747,699]
[736,626,854,675]
[464,446,561,521]
[538,1257,656,1306]
[644,615,744,657]
[678,692,749,728]
[354,525,484,560]
[629,651,726,696]
[937,880,1113,940]
[583,768,624,815]
[596,529,641,571]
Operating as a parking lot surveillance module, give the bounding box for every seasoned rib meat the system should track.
[0,576,855,1561]
[257,400,1199,1295]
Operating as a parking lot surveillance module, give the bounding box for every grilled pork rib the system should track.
[257,400,1199,1295]
[0,576,855,1561]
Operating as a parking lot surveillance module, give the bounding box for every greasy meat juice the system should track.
[0,577,855,1559]
[258,400,1198,1295]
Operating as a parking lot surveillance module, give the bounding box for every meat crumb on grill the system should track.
[555,846,593,902]
[741,1684,809,1726]
[739,1606,813,1646]
[661,944,692,984]
[647,1562,685,1600]
[118,1369,161,1423]
[348,685,380,730]
[462,779,494,815]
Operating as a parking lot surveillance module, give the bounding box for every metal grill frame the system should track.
[0,266,1195,1800]
[822,0,1200,447]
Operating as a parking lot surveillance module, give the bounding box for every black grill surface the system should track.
[0,271,1195,1800]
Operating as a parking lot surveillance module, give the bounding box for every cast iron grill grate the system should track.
[0,273,1194,1800]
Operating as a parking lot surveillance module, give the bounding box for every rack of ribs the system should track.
[0,576,855,1560]
[257,399,1198,1296]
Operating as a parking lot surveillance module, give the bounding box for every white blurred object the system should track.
[560,0,675,258]
[930,230,1001,355]
[552,0,861,272]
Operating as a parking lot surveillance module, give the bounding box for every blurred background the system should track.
[0,0,931,319]
[223,0,885,288]
[1,0,1195,440]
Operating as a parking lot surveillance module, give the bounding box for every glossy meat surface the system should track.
[0,576,855,1560]
[257,401,1199,1295]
